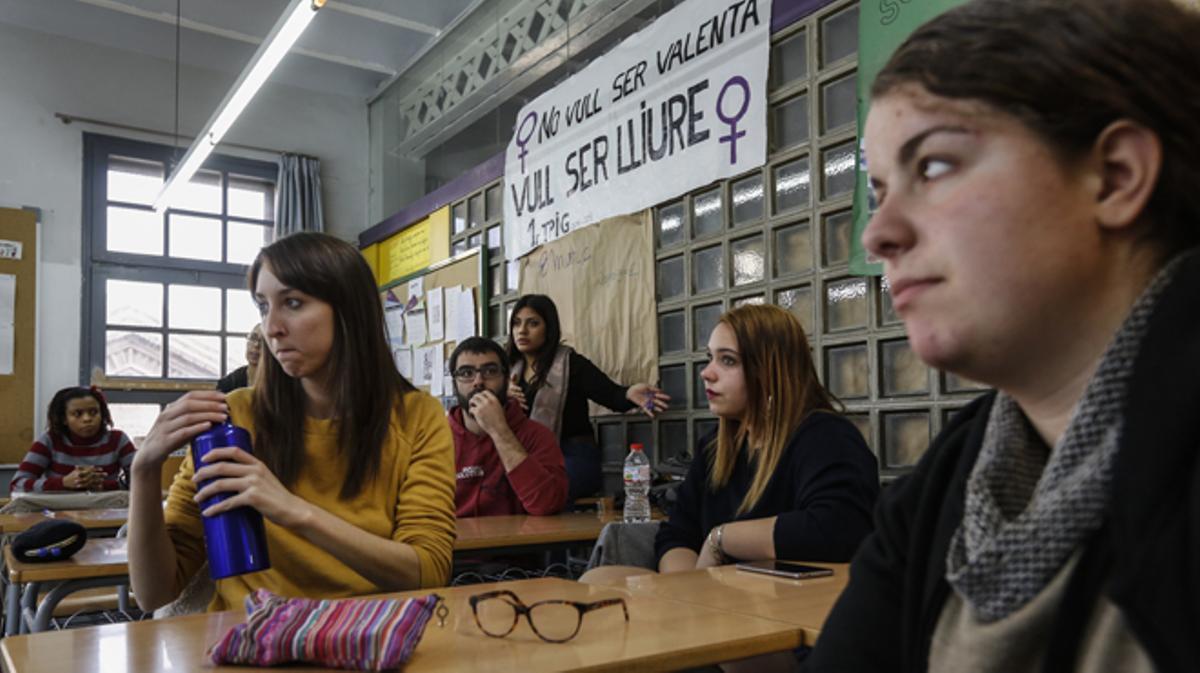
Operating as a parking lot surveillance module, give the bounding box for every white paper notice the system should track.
[408,278,424,307]
[0,274,15,325]
[427,288,444,342]
[0,240,21,261]
[414,345,437,387]
[443,285,462,342]
[0,324,12,375]
[0,274,14,374]
[456,288,476,338]
[384,308,405,346]
[393,347,413,380]
[405,309,428,347]
[430,346,445,396]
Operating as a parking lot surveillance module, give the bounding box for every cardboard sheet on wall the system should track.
[0,208,37,462]
[518,212,657,410]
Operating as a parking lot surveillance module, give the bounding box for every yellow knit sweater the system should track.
[162,388,456,611]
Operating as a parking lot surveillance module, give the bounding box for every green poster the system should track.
[850,0,968,276]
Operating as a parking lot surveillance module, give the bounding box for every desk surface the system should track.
[0,512,642,582]
[0,508,129,535]
[454,511,622,552]
[0,575,804,673]
[4,538,129,584]
[592,563,849,645]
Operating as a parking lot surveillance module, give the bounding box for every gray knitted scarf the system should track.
[945,257,1182,622]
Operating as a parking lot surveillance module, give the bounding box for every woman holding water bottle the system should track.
[506,293,670,501]
[127,232,457,612]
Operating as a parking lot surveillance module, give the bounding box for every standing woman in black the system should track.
[506,294,669,500]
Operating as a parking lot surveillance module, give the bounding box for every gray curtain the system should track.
[274,154,324,236]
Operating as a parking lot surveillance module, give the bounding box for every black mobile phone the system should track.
[735,560,835,580]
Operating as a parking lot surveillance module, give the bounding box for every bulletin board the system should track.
[379,248,485,407]
[0,208,38,464]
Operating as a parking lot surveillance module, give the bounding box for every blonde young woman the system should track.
[656,304,878,572]
[584,304,878,585]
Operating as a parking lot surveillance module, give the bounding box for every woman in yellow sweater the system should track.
[127,232,457,612]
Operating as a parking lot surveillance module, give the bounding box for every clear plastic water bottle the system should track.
[623,443,651,523]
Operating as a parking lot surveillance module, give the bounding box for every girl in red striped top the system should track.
[11,386,136,492]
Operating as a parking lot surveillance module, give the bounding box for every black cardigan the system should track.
[655,412,879,564]
[804,250,1200,673]
[215,365,249,394]
[517,350,636,442]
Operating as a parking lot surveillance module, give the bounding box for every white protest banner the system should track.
[504,0,770,259]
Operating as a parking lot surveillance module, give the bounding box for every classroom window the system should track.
[83,134,276,401]
[107,402,161,446]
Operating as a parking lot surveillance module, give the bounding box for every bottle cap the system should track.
[630,443,644,451]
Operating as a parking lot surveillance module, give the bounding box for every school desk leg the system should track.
[4,580,19,636]
[19,582,40,634]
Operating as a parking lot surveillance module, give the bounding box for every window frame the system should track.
[81,133,276,399]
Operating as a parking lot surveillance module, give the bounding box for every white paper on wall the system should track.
[0,274,14,325]
[427,288,444,342]
[454,288,476,339]
[393,347,413,380]
[404,309,427,347]
[0,274,14,375]
[384,308,405,346]
[414,345,437,387]
[443,285,463,342]
[408,278,424,306]
[0,324,12,375]
[430,346,445,396]
[0,240,21,261]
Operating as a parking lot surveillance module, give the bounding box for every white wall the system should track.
[0,21,368,426]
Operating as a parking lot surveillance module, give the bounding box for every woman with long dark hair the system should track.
[807,1,1200,670]
[128,232,456,612]
[505,293,669,500]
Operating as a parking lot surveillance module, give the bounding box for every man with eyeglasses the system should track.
[448,337,568,517]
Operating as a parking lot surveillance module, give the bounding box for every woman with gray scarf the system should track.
[804,1,1200,672]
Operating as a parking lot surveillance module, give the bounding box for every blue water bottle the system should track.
[190,421,271,580]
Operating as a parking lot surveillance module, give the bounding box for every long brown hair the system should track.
[708,304,838,515]
[248,232,415,500]
[873,0,1200,254]
[504,294,563,391]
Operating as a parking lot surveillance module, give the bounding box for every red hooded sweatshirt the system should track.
[450,398,568,517]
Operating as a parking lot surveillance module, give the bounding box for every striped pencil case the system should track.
[207,589,440,670]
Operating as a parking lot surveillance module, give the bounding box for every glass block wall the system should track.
[443,0,988,492]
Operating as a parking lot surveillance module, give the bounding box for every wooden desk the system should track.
[3,538,130,635]
[0,508,128,535]
[0,575,804,673]
[454,511,620,554]
[593,563,849,646]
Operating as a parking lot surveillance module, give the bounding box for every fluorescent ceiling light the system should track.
[154,0,325,212]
